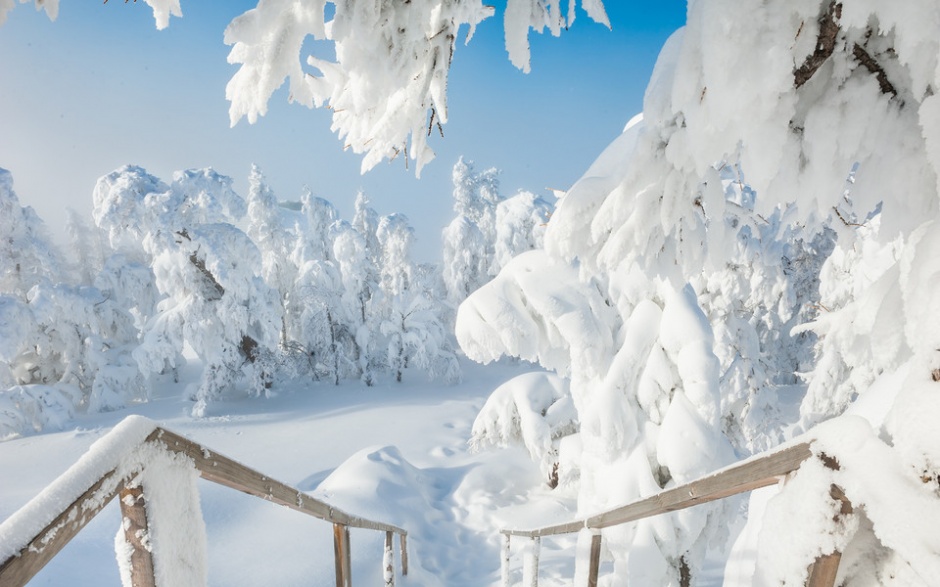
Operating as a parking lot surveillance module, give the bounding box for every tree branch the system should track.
[175,230,225,299]
[794,1,842,89]
[852,43,897,97]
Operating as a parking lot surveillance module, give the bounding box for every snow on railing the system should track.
[0,416,408,587]
[499,441,838,587]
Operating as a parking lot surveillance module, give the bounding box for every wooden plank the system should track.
[151,428,406,535]
[118,484,156,587]
[333,523,352,587]
[0,470,122,587]
[505,442,813,538]
[586,533,602,587]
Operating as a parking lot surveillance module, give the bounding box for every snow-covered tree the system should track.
[459,0,940,583]
[442,159,550,309]
[491,189,551,275]
[0,168,62,299]
[0,170,143,435]
[378,214,458,384]
[6,2,612,174]
[223,1,608,175]
[94,165,281,417]
[442,158,502,305]
[246,165,302,351]
[294,257,356,385]
[332,220,380,385]
[295,190,338,264]
[64,208,106,286]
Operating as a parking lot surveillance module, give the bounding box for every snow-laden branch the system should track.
[219,0,606,176]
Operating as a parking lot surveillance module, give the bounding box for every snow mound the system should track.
[312,445,499,586]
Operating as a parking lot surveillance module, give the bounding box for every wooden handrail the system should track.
[0,423,408,587]
[150,428,407,535]
[498,440,848,587]
[503,441,813,538]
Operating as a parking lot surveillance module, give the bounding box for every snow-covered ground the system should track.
[0,358,625,586]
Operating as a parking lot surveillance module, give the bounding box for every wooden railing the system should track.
[0,424,408,587]
[499,441,851,587]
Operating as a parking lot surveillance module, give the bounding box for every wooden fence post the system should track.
[400,532,408,576]
[806,551,842,587]
[586,532,602,587]
[384,531,395,587]
[523,536,540,587]
[333,523,352,587]
[118,484,156,587]
[500,533,512,587]
[806,458,853,587]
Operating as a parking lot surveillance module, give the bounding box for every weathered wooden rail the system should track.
[0,423,407,587]
[499,441,850,587]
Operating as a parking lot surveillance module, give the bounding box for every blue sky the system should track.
[0,1,685,260]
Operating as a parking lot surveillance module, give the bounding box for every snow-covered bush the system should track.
[469,371,576,487]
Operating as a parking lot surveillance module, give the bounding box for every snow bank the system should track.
[313,445,463,586]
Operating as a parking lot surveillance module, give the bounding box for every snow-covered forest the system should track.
[4,0,940,586]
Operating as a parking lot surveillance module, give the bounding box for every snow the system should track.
[0,360,588,586]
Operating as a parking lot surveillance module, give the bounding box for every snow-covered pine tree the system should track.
[295,189,338,264]
[221,1,610,174]
[64,208,106,286]
[332,220,380,386]
[442,157,502,306]
[246,164,302,351]
[352,191,381,272]
[294,257,353,385]
[464,1,940,582]
[0,168,62,299]
[378,214,458,384]
[6,1,610,174]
